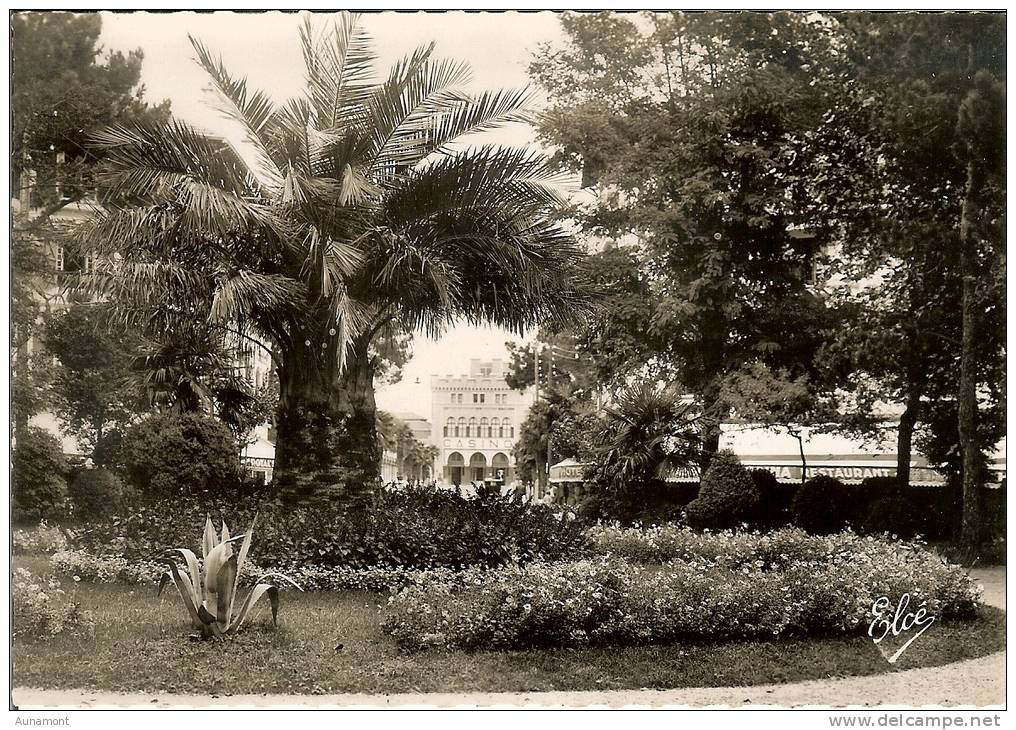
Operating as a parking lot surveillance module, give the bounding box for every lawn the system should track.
[13,555,1006,696]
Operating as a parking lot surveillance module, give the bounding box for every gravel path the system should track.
[13,568,1005,709]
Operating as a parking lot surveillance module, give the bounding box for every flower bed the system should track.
[382,545,981,651]
[587,523,934,568]
[14,567,93,641]
[13,521,70,555]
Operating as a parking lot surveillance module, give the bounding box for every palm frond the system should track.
[300,12,376,131]
[209,270,305,324]
[190,34,284,192]
[91,119,257,197]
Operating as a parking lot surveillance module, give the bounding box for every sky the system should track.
[97,10,569,419]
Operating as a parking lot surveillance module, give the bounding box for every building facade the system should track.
[430,359,531,485]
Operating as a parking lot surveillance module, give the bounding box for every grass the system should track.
[13,555,1005,696]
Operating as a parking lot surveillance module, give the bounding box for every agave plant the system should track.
[158,516,297,638]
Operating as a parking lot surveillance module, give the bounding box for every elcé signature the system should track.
[868,593,936,664]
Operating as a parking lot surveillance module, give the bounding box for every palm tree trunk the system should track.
[272,338,380,507]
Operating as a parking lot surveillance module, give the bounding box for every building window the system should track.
[445,417,454,437]
[479,393,485,404]
[468,417,477,437]
[458,417,466,436]
[479,417,488,437]
[498,420,505,438]
[509,426,514,438]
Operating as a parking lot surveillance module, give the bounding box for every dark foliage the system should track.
[12,427,70,523]
[69,468,126,521]
[577,480,697,526]
[69,486,591,570]
[112,412,245,497]
[748,469,796,530]
[861,496,925,539]
[790,475,851,535]
[685,451,760,531]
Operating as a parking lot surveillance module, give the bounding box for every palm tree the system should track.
[592,382,702,492]
[77,13,585,506]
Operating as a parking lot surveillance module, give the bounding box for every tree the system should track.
[815,14,1005,545]
[127,324,268,441]
[721,362,838,483]
[588,381,701,502]
[43,304,139,456]
[78,13,586,506]
[12,12,170,212]
[530,12,839,465]
[11,12,169,442]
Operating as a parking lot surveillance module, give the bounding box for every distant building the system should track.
[430,359,530,484]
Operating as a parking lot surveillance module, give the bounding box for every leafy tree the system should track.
[587,381,701,504]
[43,304,139,455]
[12,12,170,212]
[815,13,1004,546]
[11,12,168,441]
[530,11,840,464]
[720,362,838,483]
[128,324,267,440]
[77,14,585,507]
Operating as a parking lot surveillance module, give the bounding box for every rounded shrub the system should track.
[748,468,794,530]
[685,451,760,531]
[69,468,125,521]
[790,474,851,535]
[119,412,245,497]
[12,428,70,523]
[862,495,925,539]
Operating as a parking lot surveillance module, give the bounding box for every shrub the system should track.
[50,548,421,593]
[748,469,794,530]
[12,428,70,523]
[69,468,125,521]
[67,486,591,571]
[13,520,70,554]
[790,474,851,534]
[382,545,980,651]
[862,496,926,539]
[578,480,697,525]
[13,567,92,641]
[685,451,759,530]
[117,412,245,497]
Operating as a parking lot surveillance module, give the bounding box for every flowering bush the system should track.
[13,520,70,554]
[383,544,981,651]
[13,567,93,641]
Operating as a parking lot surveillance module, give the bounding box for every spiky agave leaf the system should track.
[216,554,239,631]
[159,559,203,630]
[202,515,218,561]
[229,583,280,634]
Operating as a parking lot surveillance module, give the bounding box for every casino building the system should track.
[430,359,531,485]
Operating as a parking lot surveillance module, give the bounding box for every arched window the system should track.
[479,417,488,438]
[509,425,514,438]
[457,417,466,437]
[468,417,477,437]
[497,418,505,438]
[445,416,454,437]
